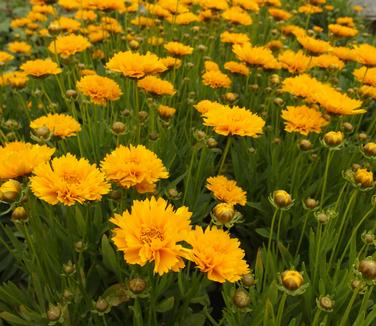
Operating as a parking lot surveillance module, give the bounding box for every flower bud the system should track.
[207,137,218,148]
[167,188,180,199]
[112,121,126,134]
[11,207,27,221]
[363,142,376,157]
[358,259,376,279]
[273,137,281,145]
[65,89,77,98]
[299,139,312,151]
[361,231,375,245]
[351,279,365,290]
[273,190,292,208]
[95,297,109,313]
[270,74,280,84]
[196,130,206,140]
[242,273,256,287]
[109,190,121,200]
[232,289,251,308]
[342,122,353,132]
[358,132,368,142]
[138,111,148,121]
[304,198,318,210]
[213,203,235,224]
[149,132,159,141]
[0,180,22,202]
[354,168,374,188]
[74,240,86,253]
[281,270,304,290]
[34,126,51,139]
[317,295,334,312]
[47,305,61,321]
[129,277,146,294]
[273,97,284,106]
[323,131,344,147]
[63,261,76,275]
[63,289,73,301]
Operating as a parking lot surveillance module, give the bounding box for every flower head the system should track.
[48,34,91,58]
[101,145,169,193]
[110,197,192,275]
[186,226,249,282]
[206,175,247,205]
[137,76,176,95]
[20,58,62,77]
[202,70,232,88]
[30,154,110,206]
[7,41,32,54]
[0,142,55,179]
[164,41,193,56]
[233,43,280,69]
[30,113,81,138]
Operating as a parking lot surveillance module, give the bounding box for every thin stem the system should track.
[276,292,287,326]
[338,289,359,326]
[264,209,279,289]
[320,150,333,209]
[218,136,232,174]
[295,212,309,258]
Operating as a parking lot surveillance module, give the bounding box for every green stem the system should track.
[338,289,359,326]
[218,136,232,174]
[276,292,287,326]
[312,309,321,326]
[320,150,334,209]
[295,212,309,258]
[264,209,279,289]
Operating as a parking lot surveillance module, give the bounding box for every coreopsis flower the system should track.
[30,154,110,206]
[49,17,81,32]
[0,51,14,64]
[220,31,250,45]
[232,0,259,12]
[0,142,55,179]
[222,6,252,25]
[297,36,331,54]
[20,58,62,77]
[130,16,155,27]
[353,44,376,66]
[278,50,312,73]
[160,56,182,69]
[106,51,167,78]
[328,24,358,37]
[203,105,265,137]
[0,71,28,88]
[194,100,225,114]
[354,168,374,189]
[202,70,232,88]
[233,43,281,69]
[7,41,32,55]
[186,226,249,283]
[206,175,247,205]
[330,46,356,61]
[84,0,126,12]
[281,105,329,135]
[145,4,171,18]
[360,85,376,100]
[30,114,81,138]
[354,67,376,86]
[147,36,164,46]
[137,76,176,96]
[158,0,188,13]
[164,41,193,56]
[101,145,169,193]
[76,75,122,105]
[110,197,192,275]
[336,17,355,27]
[298,4,322,14]
[169,12,199,24]
[282,24,306,37]
[204,61,220,72]
[157,105,176,119]
[268,8,292,20]
[266,40,284,50]
[224,61,250,76]
[311,54,345,70]
[48,34,91,58]
[75,9,97,21]
[199,0,228,11]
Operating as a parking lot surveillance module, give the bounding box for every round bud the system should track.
[0,180,22,202]
[363,142,376,157]
[11,207,27,221]
[318,296,334,311]
[207,137,218,148]
[109,190,121,200]
[213,203,235,224]
[299,140,312,151]
[47,306,61,321]
[354,168,374,188]
[138,111,148,121]
[65,89,77,98]
[342,122,353,132]
[63,261,75,275]
[273,98,284,106]
[196,130,206,140]
[167,188,179,199]
[323,131,344,147]
[281,270,304,290]
[242,273,256,287]
[304,198,318,210]
[232,289,251,308]
[149,132,159,141]
[63,289,73,301]
[316,212,329,224]
[351,279,364,290]
[112,121,126,134]
[273,190,292,208]
[74,240,86,252]
[129,278,146,294]
[362,232,375,244]
[358,259,376,279]
[121,109,131,117]
[95,297,109,313]
[358,133,368,142]
[273,137,281,145]
[34,126,50,139]
[352,163,361,171]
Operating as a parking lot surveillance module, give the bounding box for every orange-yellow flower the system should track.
[0,71,28,88]
[278,50,312,73]
[281,105,329,135]
[329,24,358,37]
[7,41,32,54]
[137,76,176,96]
[311,54,345,70]
[164,41,193,56]
[30,154,110,206]
[297,35,331,54]
[110,197,192,275]
[0,141,55,180]
[224,61,250,76]
[0,51,14,64]
[20,58,62,77]
[222,6,252,25]
[206,175,247,205]
[186,226,249,283]
[353,44,376,66]
[48,34,91,58]
[220,31,250,45]
[203,105,265,137]
[233,43,281,69]
[101,144,169,193]
[202,70,232,88]
[76,75,122,105]
[353,66,376,86]
[30,113,81,138]
[194,100,225,114]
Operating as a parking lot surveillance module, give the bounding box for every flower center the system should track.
[62,173,80,185]
[140,227,164,244]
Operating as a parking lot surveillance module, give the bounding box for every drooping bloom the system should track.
[203,105,265,137]
[106,51,167,78]
[206,175,247,205]
[101,145,169,193]
[20,58,62,77]
[48,34,91,58]
[164,41,193,56]
[110,197,192,275]
[137,76,176,95]
[186,226,250,282]
[30,113,81,138]
[30,153,110,206]
[0,142,55,179]
[281,105,329,135]
[76,75,122,105]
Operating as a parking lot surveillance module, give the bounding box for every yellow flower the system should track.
[224,61,250,76]
[0,51,14,64]
[278,50,312,73]
[203,105,265,137]
[194,100,225,114]
[76,75,122,105]
[164,41,193,56]
[30,154,110,206]
[0,71,28,88]
[137,76,176,96]
[298,4,322,14]
[354,67,376,86]
[268,8,292,21]
[328,24,358,38]
[336,17,355,27]
[281,24,306,37]
[110,197,192,275]
[353,44,376,66]
[30,113,81,138]
[311,54,345,70]
[281,270,304,290]
[0,141,55,179]
[83,0,126,12]
[222,6,253,26]
[131,16,155,27]
[281,105,329,135]
[297,35,331,54]
[157,105,176,119]
[206,175,247,205]
[20,58,62,77]
[7,41,32,54]
[220,31,250,45]
[359,85,376,100]
[204,60,220,72]
[49,17,81,32]
[106,51,167,78]
[202,70,232,89]
[330,46,356,61]
[186,226,249,283]
[48,34,91,58]
[160,56,182,69]
[232,0,259,12]
[75,9,97,21]
[354,168,374,188]
[101,145,169,193]
[169,12,199,25]
[233,43,281,69]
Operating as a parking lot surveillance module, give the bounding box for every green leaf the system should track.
[101,235,120,277]
[155,296,174,313]
[0,312,30,326]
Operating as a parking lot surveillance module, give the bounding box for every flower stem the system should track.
[320,150,334,209]
[218,136,232,174]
